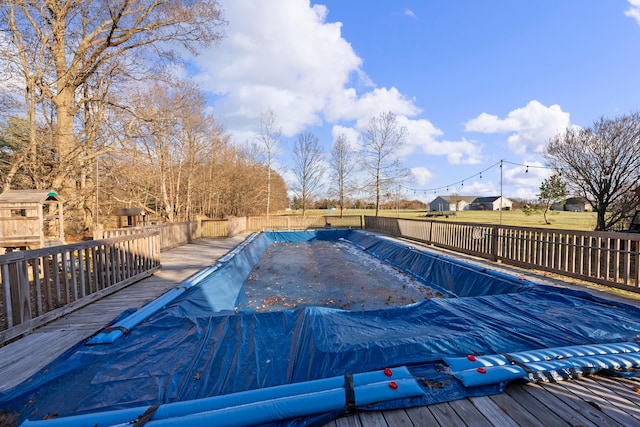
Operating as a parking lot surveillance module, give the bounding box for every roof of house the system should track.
[431,195,478,204]
[565,196,590,204]
[0,189,61,204]
[114,207,146,216]
[473,196,503,203]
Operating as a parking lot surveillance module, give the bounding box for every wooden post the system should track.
[491,225,500,262]
[8,256,31,325]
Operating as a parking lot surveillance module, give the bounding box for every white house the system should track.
[470,196,513,211]
[428,196,479,212]
[553,197,592,212]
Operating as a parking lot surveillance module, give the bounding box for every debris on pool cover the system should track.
[236,240,443,312]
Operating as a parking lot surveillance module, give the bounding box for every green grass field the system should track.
[281,209,598,231]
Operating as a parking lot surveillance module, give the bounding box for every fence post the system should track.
[428,220,434,245]
[491,225,499,261]
[8,255,31,326]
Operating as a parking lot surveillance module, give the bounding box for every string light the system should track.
[397,159,559,195]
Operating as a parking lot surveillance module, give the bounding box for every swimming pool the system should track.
[4,229,640,426]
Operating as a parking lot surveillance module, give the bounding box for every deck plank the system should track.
[558,378,640,426]
[540,381,623,427]
[448,398,493,427]
[357,410,389,427]
[429,402,466,426]
[469,395,519,427]
[516,382,601,427]
[333,413,362,427]
[404,404,441,426]
[582,377,640,419]
[499,382,570,427]
[380,408,413,426]
[595,376,640,406]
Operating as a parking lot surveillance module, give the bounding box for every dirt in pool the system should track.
[235,240,443,312]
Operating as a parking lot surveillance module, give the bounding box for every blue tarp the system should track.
[3,230,640,426]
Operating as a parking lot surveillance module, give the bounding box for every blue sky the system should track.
[192,0,640,202]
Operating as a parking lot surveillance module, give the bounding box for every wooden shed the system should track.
[114,207,147,228]
[0,189,65,250]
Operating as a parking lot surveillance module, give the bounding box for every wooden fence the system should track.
[365,216,640,292]
[94,221,198,251]
[246,215,363,231]
[94,217,249,246]
[201,217,247,237]
[0,232,160,344]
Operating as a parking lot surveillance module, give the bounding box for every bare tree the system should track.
[292,131,324,216]
[330,133,356,217]
[360,112,408,216]
[1,0,225,226]
[122,79,216,222]
[255,109,282,218]
[546,113,640,230]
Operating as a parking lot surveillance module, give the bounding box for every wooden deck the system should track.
[0,235,247,392]
[2,234,640,426]
[326,375,640,426]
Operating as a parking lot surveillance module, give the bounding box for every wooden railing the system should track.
[94,221,198,251]
[200,217,247,238]
[246,215,363,231]
[95,218,249,247]
[0,232,160,344]
[365,216,640,292]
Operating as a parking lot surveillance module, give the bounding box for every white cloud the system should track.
[626,0,640,24]
[326,87,421,127]
[459,180,496,196]
[411,167,433,185]
[400,116,483,164]
[193,0,485,169]
[195,0,425,138]
[403,9,417,19]
[464,100,570,155]
[331,125,359,148]
[334,115,483,165]
[503,162,552,199]
[195,0,363,135]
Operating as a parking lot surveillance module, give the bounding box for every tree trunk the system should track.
[51,88,77,189]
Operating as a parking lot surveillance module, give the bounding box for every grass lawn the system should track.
[281,209,598,231]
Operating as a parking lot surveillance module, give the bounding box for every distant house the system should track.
[470,196,513,211]
[114,207,147,228]
[428,195,478,212]
[553,197,592,212]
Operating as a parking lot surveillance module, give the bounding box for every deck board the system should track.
[3,234,640,427]
[491,383,562,427]
[579,377,640,421]
[468,395,516,427]
[449,397,494,427]
[404,404,440,425]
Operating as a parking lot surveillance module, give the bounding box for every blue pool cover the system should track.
[3,229,640,426]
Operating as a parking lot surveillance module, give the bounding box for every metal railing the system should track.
[365,216,640,292]
[0,232,160,344]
